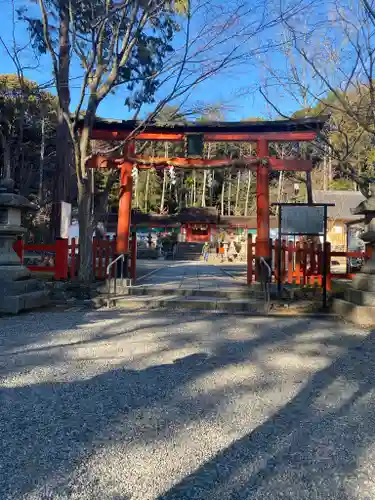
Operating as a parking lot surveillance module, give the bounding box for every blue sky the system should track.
[0,0,316,121]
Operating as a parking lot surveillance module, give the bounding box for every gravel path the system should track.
[0,309,375,499]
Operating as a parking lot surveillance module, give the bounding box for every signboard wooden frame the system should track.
[273,203,334,309]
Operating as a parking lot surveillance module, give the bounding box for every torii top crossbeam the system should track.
[86,116,326,259]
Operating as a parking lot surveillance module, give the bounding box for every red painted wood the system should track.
[55,239,69,280]
[281,240,286,284]
[205,131,318,142]
[287,241,294,284]
[295,242,301,285]
[326,242,332,291]
[267,158,312,172]
[24,243,56,252]
[256,139,270,259]
[299,242,306,285]
[89,130,318,143]
[317,243,323,286]
[13,239,24,263]
[98,241,104,280]
[247,234,253,285]
[104,237,111,277]
[28,265,55,273]
[117,152,134,254]
[309,242,316,286]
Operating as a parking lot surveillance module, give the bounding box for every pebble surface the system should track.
[0,308,374,499]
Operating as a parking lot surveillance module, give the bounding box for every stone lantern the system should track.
[0,178,49,314]
[334,184,375,325]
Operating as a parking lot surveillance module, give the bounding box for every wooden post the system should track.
[287,240,293,284]
[247,233,253,285]
[55,238,69,280]
[256,139,270,260]
[317,242,323,286]
[309,242,316,286]
[326,241,332,291]
[300,242,307,286]
[281,239,286,284]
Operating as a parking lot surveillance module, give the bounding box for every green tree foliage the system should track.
[0,74,57,198]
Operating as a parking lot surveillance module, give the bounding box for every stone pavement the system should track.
[137,261,245,290]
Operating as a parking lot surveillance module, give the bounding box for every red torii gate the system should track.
[87,117,325,265]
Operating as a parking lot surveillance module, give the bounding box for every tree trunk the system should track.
[221,177,225,215]
[160,169,167,213]
[193,170,196,205]
[144,169,150,212]
[323,147,328,191]
[244,170,252,216]
[77,176,93,283]
[227,172,232,215]
[39,114,46,203]
[328,154,332,186]
[51,1,72,240]
[201,169,207,207]
[0,129,11,179]
[235,170,241,213]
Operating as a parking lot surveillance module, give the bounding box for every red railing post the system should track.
[55,238,69,280]
[287,240,293,284]
[295,241,301,285]
[325,241,332,291]
[130,231,137,283]
[247,234,253,285]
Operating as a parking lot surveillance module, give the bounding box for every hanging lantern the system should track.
[131,165,139,180]
[207,171,213,188]
[168,166,176,185]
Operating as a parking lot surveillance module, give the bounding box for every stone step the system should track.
[0,290,49,314]
[105,294,267,313]
[351,273,375,292]
[345,288,375,306]
[0,278,42,295]
[333,298,375,327]
[128,287,265,299]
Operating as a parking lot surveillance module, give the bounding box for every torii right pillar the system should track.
[256,139,271,264]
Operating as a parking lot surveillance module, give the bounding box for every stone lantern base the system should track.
[333,261,375,327]
[0,264,49,314]
[0,179,49,314]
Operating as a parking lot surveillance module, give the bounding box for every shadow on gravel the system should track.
[158,328,375,500]
[0,309,374,499]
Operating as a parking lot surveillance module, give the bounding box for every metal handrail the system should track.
[106,253,125,307]
[260,257,272,313]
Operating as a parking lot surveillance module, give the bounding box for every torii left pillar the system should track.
[116,144,134,282]
[256,139,271,262]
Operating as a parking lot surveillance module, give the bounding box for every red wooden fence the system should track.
[246,234,372,290]
[13,235,136,281]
